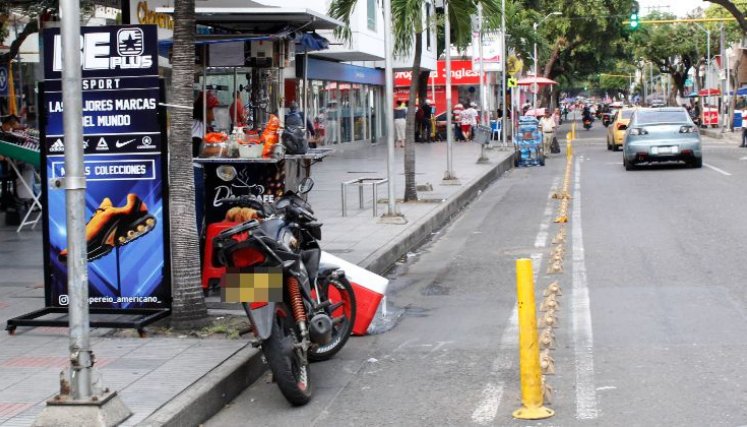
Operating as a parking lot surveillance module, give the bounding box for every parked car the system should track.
[607,108,635,151]
[622,107,702,171]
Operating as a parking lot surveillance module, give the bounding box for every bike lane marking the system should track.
[470,177,560,425]
[572,156,599,420]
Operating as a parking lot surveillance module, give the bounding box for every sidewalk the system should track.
[701,127,743,145]
[0,140,515,426]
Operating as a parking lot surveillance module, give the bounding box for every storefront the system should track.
[296,57,385,144]
[394,59,486,116]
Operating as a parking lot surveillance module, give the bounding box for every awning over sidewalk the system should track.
[156,6,342,33]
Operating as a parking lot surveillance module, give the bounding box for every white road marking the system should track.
[534,177,562,248]
[572,157,599,420]
[471,383,505,425]
[704,163,732,176]
[739,156,747,161]
[471,180,558,425]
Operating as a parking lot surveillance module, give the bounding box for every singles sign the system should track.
[41,25,170,310]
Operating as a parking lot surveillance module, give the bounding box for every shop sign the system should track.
[40,25,171,310]
[471,31,502,72]
[394,60,481,87]
[130,0,174,39]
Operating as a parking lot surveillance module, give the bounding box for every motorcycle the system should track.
[602,113,611,127]
[583,117,592,130]
[213,178,356,406]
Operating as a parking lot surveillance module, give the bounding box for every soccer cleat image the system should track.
[59,193,156,262]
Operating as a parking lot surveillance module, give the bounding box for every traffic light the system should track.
[629,6,640,30]
[629,13,638,29]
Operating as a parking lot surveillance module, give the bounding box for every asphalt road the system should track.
[206,120,747,426]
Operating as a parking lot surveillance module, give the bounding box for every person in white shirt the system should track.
[461,102,478,141]
[741,107,747,147]
[538,110,557,154]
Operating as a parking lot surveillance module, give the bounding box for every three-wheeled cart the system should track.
[513,116,545,167]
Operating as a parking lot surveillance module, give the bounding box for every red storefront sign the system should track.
[394,60,482,87]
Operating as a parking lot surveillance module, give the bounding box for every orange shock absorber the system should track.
[287,276,307,323]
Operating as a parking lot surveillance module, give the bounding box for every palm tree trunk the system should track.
[169,0,208,328]
[404,31,423,202]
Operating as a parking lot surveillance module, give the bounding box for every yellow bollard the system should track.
[513,259,555,420]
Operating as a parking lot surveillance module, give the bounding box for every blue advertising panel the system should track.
[40,25,170,309]
[0,66,8,96]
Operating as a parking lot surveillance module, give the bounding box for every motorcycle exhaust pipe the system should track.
[309,313,334,345]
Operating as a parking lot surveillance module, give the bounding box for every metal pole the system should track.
[478,4,487,125]
[202,45,207,138]
[533,22,538,108]
[500,0,507,148]
[444,0,456,179]
[303,49,308,133]
[720,24,726,129]
[233,68,238,128]
[60,0,92,400]
[383,0,397,215]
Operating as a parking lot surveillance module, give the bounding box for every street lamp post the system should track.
[532,12,561,108]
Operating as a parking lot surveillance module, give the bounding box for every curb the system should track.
[361,151,515,275]
[136,345,266,427]
[139,151,515,426]
[701,129,724,139]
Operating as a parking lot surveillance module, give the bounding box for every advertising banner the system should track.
[0,65,8,96]
[201,161,286,224]
[40,25,169,309]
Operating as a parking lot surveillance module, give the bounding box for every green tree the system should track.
[330,0,499,202]
[168,0,209,328]
[703,0,747,33]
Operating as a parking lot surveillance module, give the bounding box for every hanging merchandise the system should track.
[261,114,280,157]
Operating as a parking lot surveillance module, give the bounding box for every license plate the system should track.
[652,146,678,155]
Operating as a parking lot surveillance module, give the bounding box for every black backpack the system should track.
[282,126,309,155]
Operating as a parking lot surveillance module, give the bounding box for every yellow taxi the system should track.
[607,108,635,151]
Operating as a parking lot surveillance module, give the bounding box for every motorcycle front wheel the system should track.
[309,276,357,362]
[262,304,313,406]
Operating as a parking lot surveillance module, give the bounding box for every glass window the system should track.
[367,0,376,31]
[621,110,634,119]
[635,109,688,125]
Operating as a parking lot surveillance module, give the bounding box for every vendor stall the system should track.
[0,128,42,231]
[151,6,343,293]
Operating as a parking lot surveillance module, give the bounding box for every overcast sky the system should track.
[638,0,710,17]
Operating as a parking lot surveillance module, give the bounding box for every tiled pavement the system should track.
[0,140,512,426]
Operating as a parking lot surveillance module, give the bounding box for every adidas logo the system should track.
[49,139,65,153]
[96,137,109,151]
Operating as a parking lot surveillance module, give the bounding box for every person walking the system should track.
[539,110,556,155]
[741,106,747,147]
[394,101,407,148]
[453,103,464,141]
[420,99,433,142]
[461,102,478,141]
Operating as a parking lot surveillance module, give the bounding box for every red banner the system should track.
[394,60,482,87]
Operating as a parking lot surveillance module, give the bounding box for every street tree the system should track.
[168,0,209,328]
[703,0,747,33]
[529,0,636,105]
[330,0,500,202]
[0,2,85,67]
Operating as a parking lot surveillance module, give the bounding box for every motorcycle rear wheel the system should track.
[262,304,313,406]
[309,276,357,362]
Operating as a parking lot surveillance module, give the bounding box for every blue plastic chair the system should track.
[490,120,501,140]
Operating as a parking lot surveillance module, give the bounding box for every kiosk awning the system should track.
[156,6,343,33]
